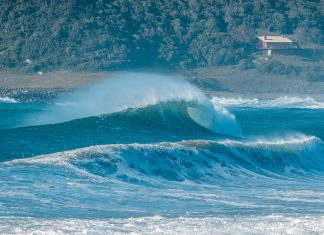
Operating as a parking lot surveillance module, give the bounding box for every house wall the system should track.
[264,42,293,49]
[258,40,293,49]
[263,48,299,56]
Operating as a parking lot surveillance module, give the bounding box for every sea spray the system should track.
[212,96,324,109]
[25,73,242,137]
[0,96,18,103]
[6,135,324,181]
[2,84,324,229]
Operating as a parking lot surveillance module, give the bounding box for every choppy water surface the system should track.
[0,74,324,234]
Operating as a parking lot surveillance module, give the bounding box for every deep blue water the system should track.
[0,76,323,233]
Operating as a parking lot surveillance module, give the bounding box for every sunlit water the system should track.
[0,74,324,234]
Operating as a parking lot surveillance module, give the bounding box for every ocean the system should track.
[0,73,323,234]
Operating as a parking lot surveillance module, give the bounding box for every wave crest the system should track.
[24,73,241,137]
[0,96,18,103]
[7,135,324,183]
[212,96,324,109]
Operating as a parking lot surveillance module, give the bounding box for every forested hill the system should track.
[1,0,323,71]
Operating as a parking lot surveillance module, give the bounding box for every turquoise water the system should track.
[0,74,324,233]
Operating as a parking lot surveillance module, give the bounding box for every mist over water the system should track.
[1,73,324,234]
[0,0,323,231]
[25,73,242,137]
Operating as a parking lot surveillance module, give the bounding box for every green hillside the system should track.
[0,0,323,71]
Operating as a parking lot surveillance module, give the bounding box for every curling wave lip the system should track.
[23,73,242,137]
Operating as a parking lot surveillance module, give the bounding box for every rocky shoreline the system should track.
[1,69,324,100]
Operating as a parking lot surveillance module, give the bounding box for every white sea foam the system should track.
[6,135,323,183]
[7,135,321,165]
[219,134,319,146]
[0,96,18,103]
[8,135,319,164]
[212,96,324,109]
[0,215,323,235]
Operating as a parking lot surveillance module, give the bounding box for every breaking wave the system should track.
[24,73,242,137]
[212,96,324,109]
[0,96,18,103]
[7,135,324,183]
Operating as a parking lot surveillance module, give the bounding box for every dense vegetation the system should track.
[0,0,323,71]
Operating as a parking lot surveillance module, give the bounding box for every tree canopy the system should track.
[0,0,323,71]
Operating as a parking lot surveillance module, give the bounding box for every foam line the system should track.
[0,96,18,103]
[212,96,324,109]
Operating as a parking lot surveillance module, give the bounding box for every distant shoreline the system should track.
[0,71,109,89]
[1,68,324,100]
